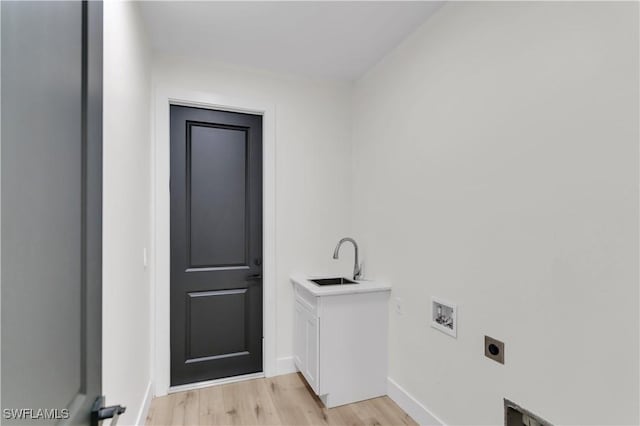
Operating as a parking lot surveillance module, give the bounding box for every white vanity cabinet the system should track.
[291,275,391,408]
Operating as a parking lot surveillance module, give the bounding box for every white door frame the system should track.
[151,86,277,396]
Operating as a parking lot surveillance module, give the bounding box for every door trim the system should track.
[152,87,276,396]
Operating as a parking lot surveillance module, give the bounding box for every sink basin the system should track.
[310,277,357,286]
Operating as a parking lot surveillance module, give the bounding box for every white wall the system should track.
[151,56,354,367]
[103,2,152,424]
[351,2,639,425]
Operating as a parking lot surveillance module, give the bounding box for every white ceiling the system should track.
[138,1,442,81]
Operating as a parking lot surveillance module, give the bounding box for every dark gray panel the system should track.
[186,289,248,361]
[83,2,104,421]
[2,0,83,414]
[188,124,247,268]
[1,1,103,424]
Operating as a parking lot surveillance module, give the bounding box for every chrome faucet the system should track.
[333,237,362,280]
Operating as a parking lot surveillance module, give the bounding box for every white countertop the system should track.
[290,274,391,296]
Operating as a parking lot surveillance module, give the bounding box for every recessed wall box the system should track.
[431,297,457,338]
[505,399,552,426]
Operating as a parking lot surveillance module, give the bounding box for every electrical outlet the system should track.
[394,297,403,315]
[485,335,504,364]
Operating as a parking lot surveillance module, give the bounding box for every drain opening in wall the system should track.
[431,297,457,338]
[504,399,552,426]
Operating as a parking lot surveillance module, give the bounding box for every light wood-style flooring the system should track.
[146,373,417,426]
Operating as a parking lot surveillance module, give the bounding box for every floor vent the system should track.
[504,399,552,426]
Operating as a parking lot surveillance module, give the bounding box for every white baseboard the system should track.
[276,356,297,375]
[387,377,445,426]
[135,381,153,426]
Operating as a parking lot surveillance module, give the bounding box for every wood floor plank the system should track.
[169,391,189,426]
[324,403,364,426]
[287,374,332,425]
[222,380,261,425]
[146,373,417,426]
[265,374,315,426]
[351,398,407,426]
[377,396,418,426]
[247,378,283,425]
[146,389,173,426]
[183,391,200,426]
[199,383,232,425]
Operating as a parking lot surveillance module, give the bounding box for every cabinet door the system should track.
[304,312,319,394]
[294,301,306,372]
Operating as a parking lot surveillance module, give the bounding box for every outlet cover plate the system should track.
[485,335,505,364]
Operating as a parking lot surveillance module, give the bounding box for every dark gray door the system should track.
[170,105,263,386]
[1,1,103,425]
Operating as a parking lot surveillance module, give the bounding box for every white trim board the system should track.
[151,87,277,396]
[134,381,154,426]
[387,377,446,426]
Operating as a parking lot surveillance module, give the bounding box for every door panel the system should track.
[294,302,305,370]
[170,106,263,386]
[305,312,319,393]
[1,1,103,424]
[188,123,248,268]
[186,289,249,361]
